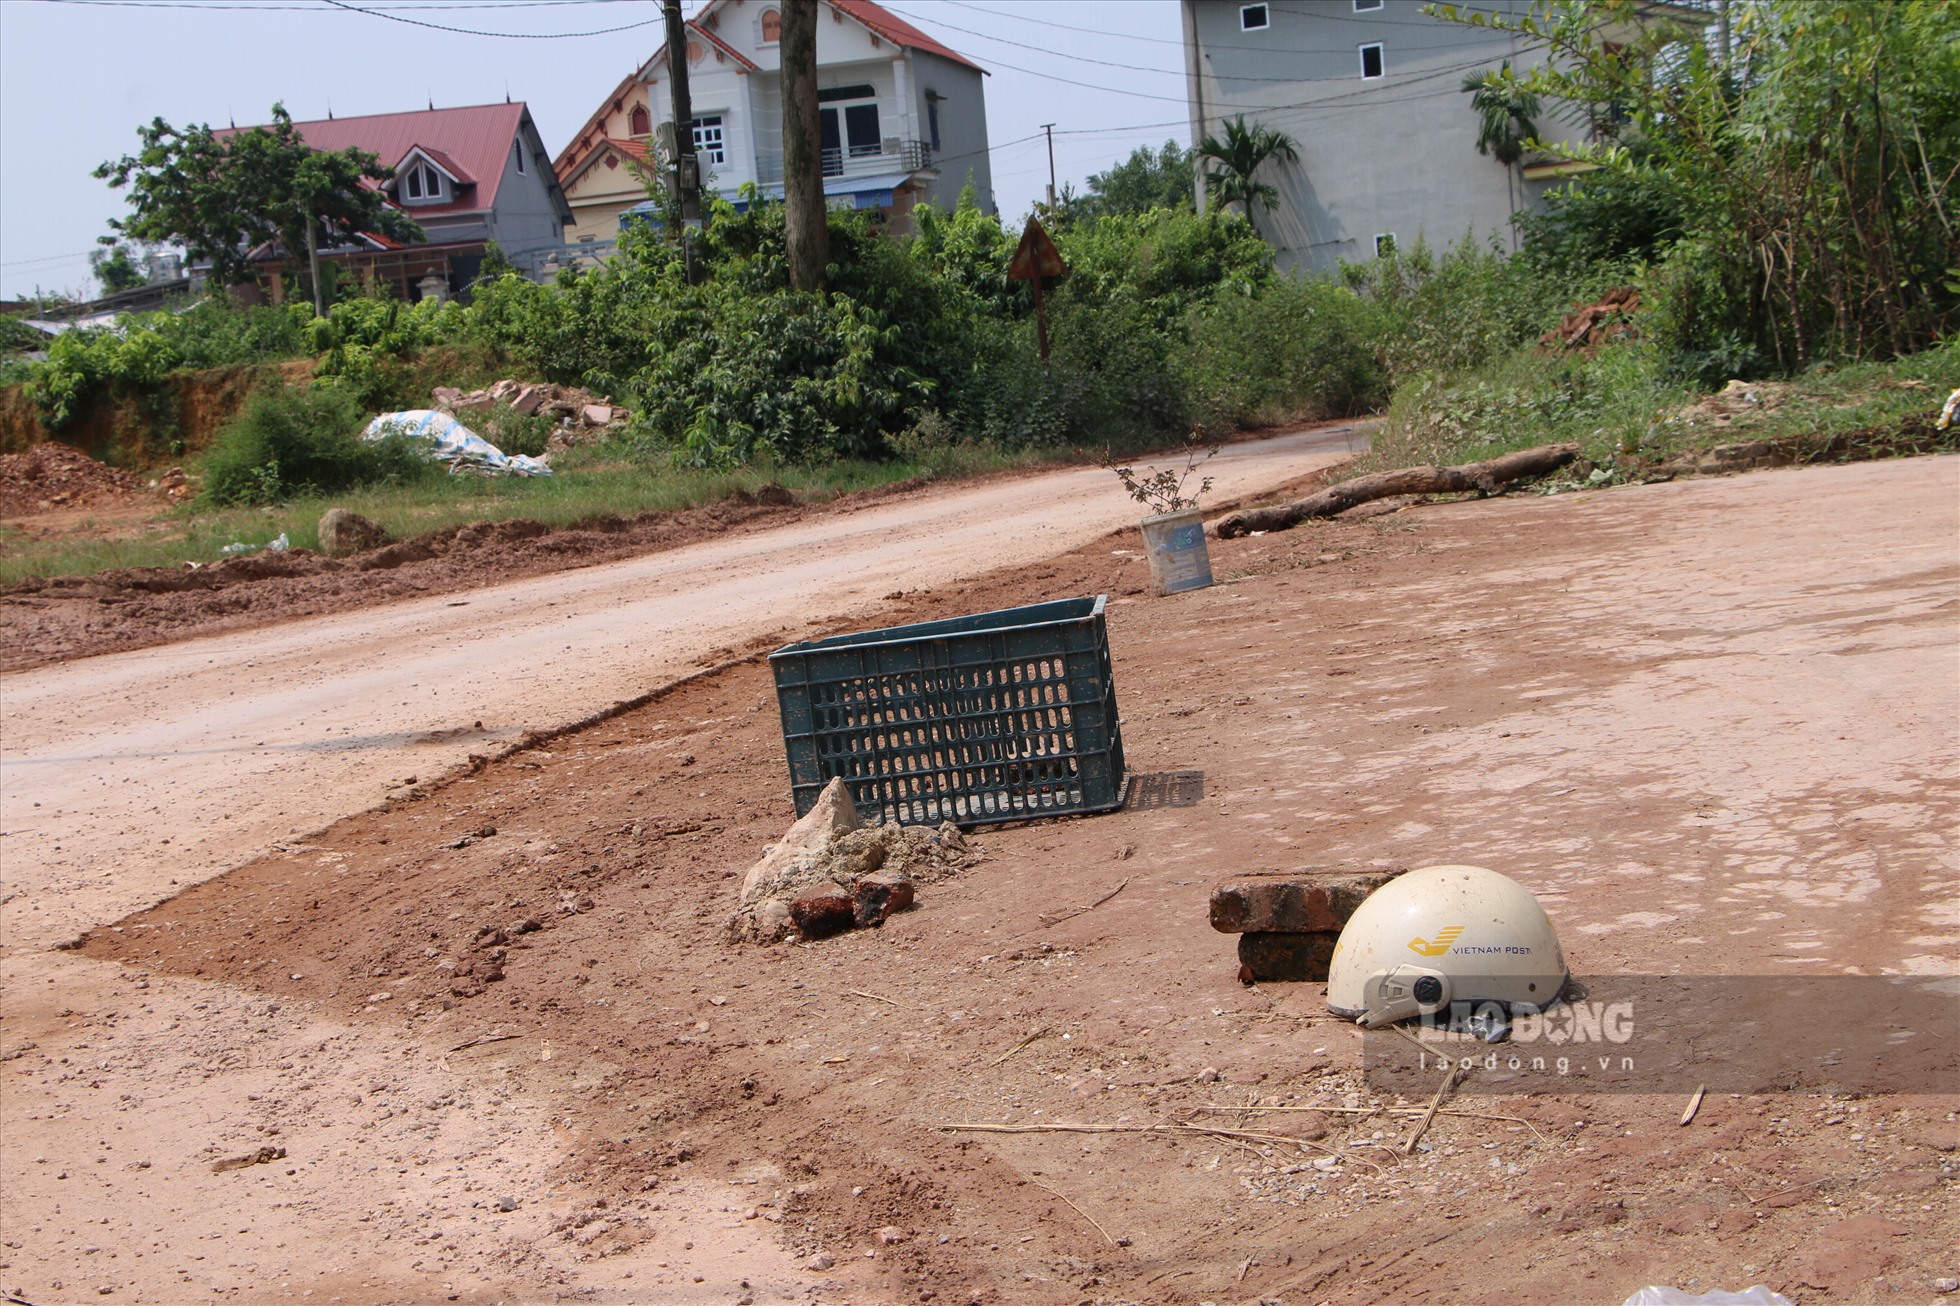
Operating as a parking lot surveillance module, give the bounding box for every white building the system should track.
[554,0,993,244]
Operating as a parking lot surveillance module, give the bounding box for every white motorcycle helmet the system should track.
[1326,864,1568,1040]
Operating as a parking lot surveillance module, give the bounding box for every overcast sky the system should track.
[0,0,1195,301]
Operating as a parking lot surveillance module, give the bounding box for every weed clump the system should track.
[201,381,437,506]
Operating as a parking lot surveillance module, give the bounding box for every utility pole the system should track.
[1041,122,1057,207]
[1715,0,1732,69]
[781,0,826,291]
[304,212,325,317]
[662,0,704,283]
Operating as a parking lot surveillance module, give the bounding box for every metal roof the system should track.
[828,0,985,74]
[227,104,528,213]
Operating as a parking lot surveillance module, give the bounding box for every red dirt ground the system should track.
[12,454,1952,1305]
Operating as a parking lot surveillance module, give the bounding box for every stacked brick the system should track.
[1208,868,1404,983]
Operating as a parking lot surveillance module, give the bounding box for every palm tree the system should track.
[1462,63,1542,167]
[1194,116,1299,239]
[1463,63,1542,249]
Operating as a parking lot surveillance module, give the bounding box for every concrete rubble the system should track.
[1209,866,1405,983]
[733,777,977,943]
[430,379,629,453]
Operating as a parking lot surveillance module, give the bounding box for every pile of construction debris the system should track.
[0,443,150,517]
[431,379,629,452]
[1673,377,1792,430]
[1540,286,1640,352]
[732,778,980,943]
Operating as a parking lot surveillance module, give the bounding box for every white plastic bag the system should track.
[223,531,290,556]
[1621,1288,1793,1306]
[362,409,553,477]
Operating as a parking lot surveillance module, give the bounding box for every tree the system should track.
[1080,141,1196,219]
[89,243,147,294]
[1462,62,1542,166]
[1195,116,1299,237]
[1462,61,1542,247]
[1434,0,1957,365]
[780,0,827,292]
[95,103,421,301]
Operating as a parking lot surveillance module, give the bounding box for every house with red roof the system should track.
[227,102,572,302]
[553,0,991,245]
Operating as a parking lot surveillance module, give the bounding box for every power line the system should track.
[0,250,99,269]
[894,2,1475,84]
[30,0,635,8]
[882,6,1493,113]
[930,130,1046,171]
[939,0,1512,47]
[315,0,660,37]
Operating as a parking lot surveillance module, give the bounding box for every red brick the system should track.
[1236,930,1340,983]
[853,871,915,928]
[790,888,855,939]
[1209,869,1401,934]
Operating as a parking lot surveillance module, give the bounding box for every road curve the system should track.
[0,424,1365,950]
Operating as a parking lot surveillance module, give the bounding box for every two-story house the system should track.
[554,0,993,245]
[1181,0,1698,274]
[228,103,573,300]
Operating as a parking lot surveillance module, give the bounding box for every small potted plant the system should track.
[1107,441,1219,594]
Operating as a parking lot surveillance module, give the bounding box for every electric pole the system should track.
[305,215,324,317]
[782,0,826,291]
[662,0,704,283]
[1041,122,1057,207]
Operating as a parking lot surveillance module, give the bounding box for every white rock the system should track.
[737,778,859,910]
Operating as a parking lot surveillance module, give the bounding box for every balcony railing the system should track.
[754,138,933,185]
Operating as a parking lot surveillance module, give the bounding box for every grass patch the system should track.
[0,438,1084,586]
[1361,340,1958,477]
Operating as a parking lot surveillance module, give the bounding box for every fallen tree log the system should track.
[1213,442,1581,538]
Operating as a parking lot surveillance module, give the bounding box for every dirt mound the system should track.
[0,442,150,517]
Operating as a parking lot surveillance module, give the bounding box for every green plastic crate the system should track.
[770,596,1126,827]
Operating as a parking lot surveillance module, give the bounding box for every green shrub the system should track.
[1371,344,1683,470]
[18,302,318,429]
[1340,234,1609,385]
[475,402,554,459]
[939,316,1070,449]
[469,223,682,393]
[201,380,436,505]
[1183,275,1390,428]
[0,316,50,356]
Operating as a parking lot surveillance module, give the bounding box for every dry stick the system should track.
[848,989,900,1007]
[1213,442,1582,537]
[1184,1104,1551,1145]
[448,1032,522,1053]
[937,1121,1385,1174]
[987,1027,1051,1068]
[1237,1256,1254,1283]
[1680,1084,1707,1127]
[1403,1063,1462,1156]
[1031,1180,1117,1248]
[1039,878,1129,928]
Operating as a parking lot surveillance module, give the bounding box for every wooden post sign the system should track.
[1007,216,1068,363]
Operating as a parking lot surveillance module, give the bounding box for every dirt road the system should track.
[0,425,1362,955]
[3,448,1955,1306]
